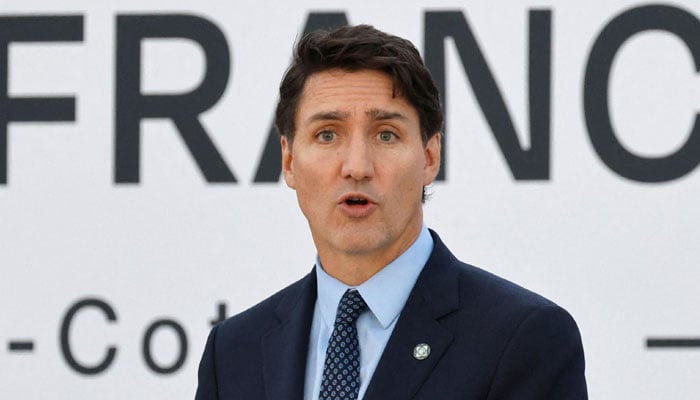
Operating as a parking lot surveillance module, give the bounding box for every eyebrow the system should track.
[304,108,408,124]
[305,111,351,124]
[366,108,408,121]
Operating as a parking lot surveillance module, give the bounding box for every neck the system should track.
[320,256,385,286]
[317,225,422,286]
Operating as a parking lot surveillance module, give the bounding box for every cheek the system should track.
[293,161,327,202]
[399,154,430,188]
[386,168,424,207]
[293,159,319,185]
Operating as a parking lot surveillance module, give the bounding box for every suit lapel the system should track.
[364,231,461,400]
[261,270,317,400]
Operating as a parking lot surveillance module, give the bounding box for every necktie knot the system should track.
[335,289,367,326]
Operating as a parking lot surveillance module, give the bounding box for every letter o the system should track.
[142,319,188,374]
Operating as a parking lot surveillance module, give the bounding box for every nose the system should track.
[341,135,375,180]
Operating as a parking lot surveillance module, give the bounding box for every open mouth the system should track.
[345,197,369,206]
[338,194,375,216]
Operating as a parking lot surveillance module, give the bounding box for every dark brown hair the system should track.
[274,25,443,143]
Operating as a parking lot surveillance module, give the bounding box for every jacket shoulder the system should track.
[215,271,315,340]
[195,271,316,399]
[412,231,587,398]
[427,229,560,315]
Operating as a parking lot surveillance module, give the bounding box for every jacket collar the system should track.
[260,229,460,400]
[363,230,461,399]
[261,269,317,400]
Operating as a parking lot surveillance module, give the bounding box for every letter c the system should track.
[59,298,118,375]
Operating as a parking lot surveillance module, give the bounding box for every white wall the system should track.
[1,1,699,398]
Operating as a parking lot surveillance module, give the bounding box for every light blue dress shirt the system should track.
[303,225,434,400]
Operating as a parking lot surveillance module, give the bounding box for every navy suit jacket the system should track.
[195,231,587,399]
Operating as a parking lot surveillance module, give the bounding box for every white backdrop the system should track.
[1,1,699,399]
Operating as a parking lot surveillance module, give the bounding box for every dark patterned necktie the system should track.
[319,289,368,400]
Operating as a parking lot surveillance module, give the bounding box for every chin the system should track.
[332,231,387,255]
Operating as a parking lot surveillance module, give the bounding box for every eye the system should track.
[317,130,336,142]
[378,131,396,142]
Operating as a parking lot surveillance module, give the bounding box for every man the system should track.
[196,25,587,399]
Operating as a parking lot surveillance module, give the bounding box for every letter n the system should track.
[425,10,552,180]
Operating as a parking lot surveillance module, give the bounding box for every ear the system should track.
[423,133,441,186]
[281,136,296,189]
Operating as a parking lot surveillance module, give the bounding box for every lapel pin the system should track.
[413,343,430,360]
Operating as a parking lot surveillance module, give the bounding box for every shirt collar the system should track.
[315,225,434,329]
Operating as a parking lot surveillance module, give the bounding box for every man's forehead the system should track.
[306,67,392,85]
[303,108,410,125]
[301,69,395,98]
[297,69,416,122]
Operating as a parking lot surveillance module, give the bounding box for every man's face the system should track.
[281,69,441,272]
